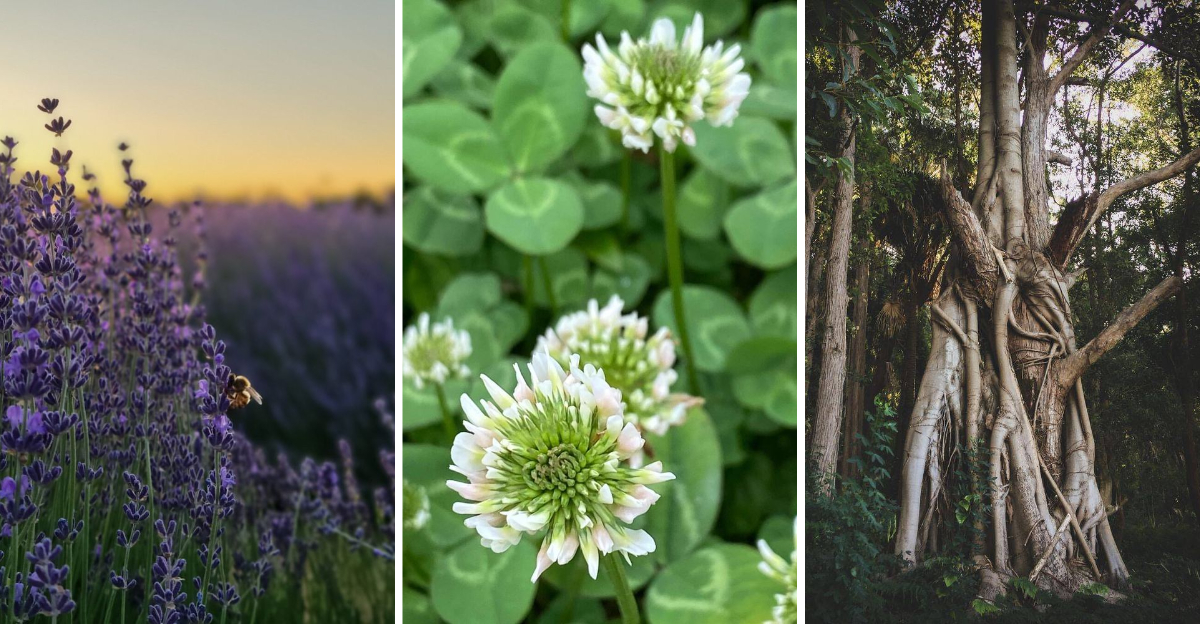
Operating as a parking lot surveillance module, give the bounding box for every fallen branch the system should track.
[1036,452,1104,581]
[1030,515,1073,583]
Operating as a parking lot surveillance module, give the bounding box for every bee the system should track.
[224,374,263,411]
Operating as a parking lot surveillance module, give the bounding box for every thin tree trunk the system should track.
[811,27,861,489]
[842,246,871,478]
[899,290,920,438]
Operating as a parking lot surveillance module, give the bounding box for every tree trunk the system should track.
[1169,62,1200,525]
[811,27,861,490]
[895,0,1191,599]
[842,245,871,478]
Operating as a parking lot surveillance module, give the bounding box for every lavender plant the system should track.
[0,99,394,623]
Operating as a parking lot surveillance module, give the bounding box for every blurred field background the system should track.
[171,197,396,482]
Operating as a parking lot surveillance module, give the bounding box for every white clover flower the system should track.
[537,295,701,466]
[447,350,675,581]
[402,480,430,531]
[582,12,751,153]
[402,313,471,389]
[757,517,798,624]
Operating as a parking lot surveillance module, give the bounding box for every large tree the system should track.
[894,0,1200,600]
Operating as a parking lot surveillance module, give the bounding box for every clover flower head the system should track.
[757,517,798,624]
[448,350,675,581]
[402,480,430,531]
[537,295,701,465]
[582,12,751,153]
[402,313,471,389]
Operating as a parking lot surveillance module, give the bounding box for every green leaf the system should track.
[402,0,463,98]
[402,587,440,624]
[599,0,645,37]
[402,100,511,194]
[575,231,625,272]
[749,5,797,88]
[748,267,798,340]
[726,337,797,426]
[403,444,474,548]
[690,118,794,188]
[972,598,1001,615]
[430,539,538,624]
[820,91,838,118]
[571,125,623,168]
[530,248,591,308]
[740,81,798,120]
[436,273,503,318]
[707,399,747,466]
[485,178,585,255]
[653,286,751,373]
[682,238,732,274]
[644,544,779,624]
[402,378,470,432]
[677,169,730,241]
[565,0,612,37]
[575,180,624,230]
[723,181,798,269]
[430,59,496,110]
[453,0,495,60]
[1012,576,1037,598]
[591,252,651,306]
[489,301,530,353]
[650,1,744,38]
[402,187,485,257]
[644,409,723,563]
[757,515,795,560]
[487,3,558,58]
[493,42,588,174]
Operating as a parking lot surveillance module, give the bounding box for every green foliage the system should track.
[402,1,798,622]
[806,399,900,622]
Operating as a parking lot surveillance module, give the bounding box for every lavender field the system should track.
[0,100,395,623]
[179,198,395,479]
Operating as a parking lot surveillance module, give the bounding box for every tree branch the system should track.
[1058,276,1183,384]
[939,167,999,301]
[1047,150,1073,166]
[1049,146,1200,266]
[1047,0,1135,95]
[1040,5,1200,69]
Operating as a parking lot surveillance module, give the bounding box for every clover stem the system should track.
[538,255,558,315]
[560,0,571,42]
[619,150,632,231]
[602,554,641,624]
[435,382,455,440]
[659,147,700,393]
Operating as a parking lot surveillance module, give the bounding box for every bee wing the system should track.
[248,387,264,404]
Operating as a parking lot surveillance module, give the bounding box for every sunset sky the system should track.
[1,0,393,203]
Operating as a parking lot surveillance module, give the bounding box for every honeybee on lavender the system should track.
[224,374,263,411]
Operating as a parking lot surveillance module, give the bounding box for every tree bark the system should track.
[1169,62,1200,525]
[841,245,871,478]
[811,27,861,490]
